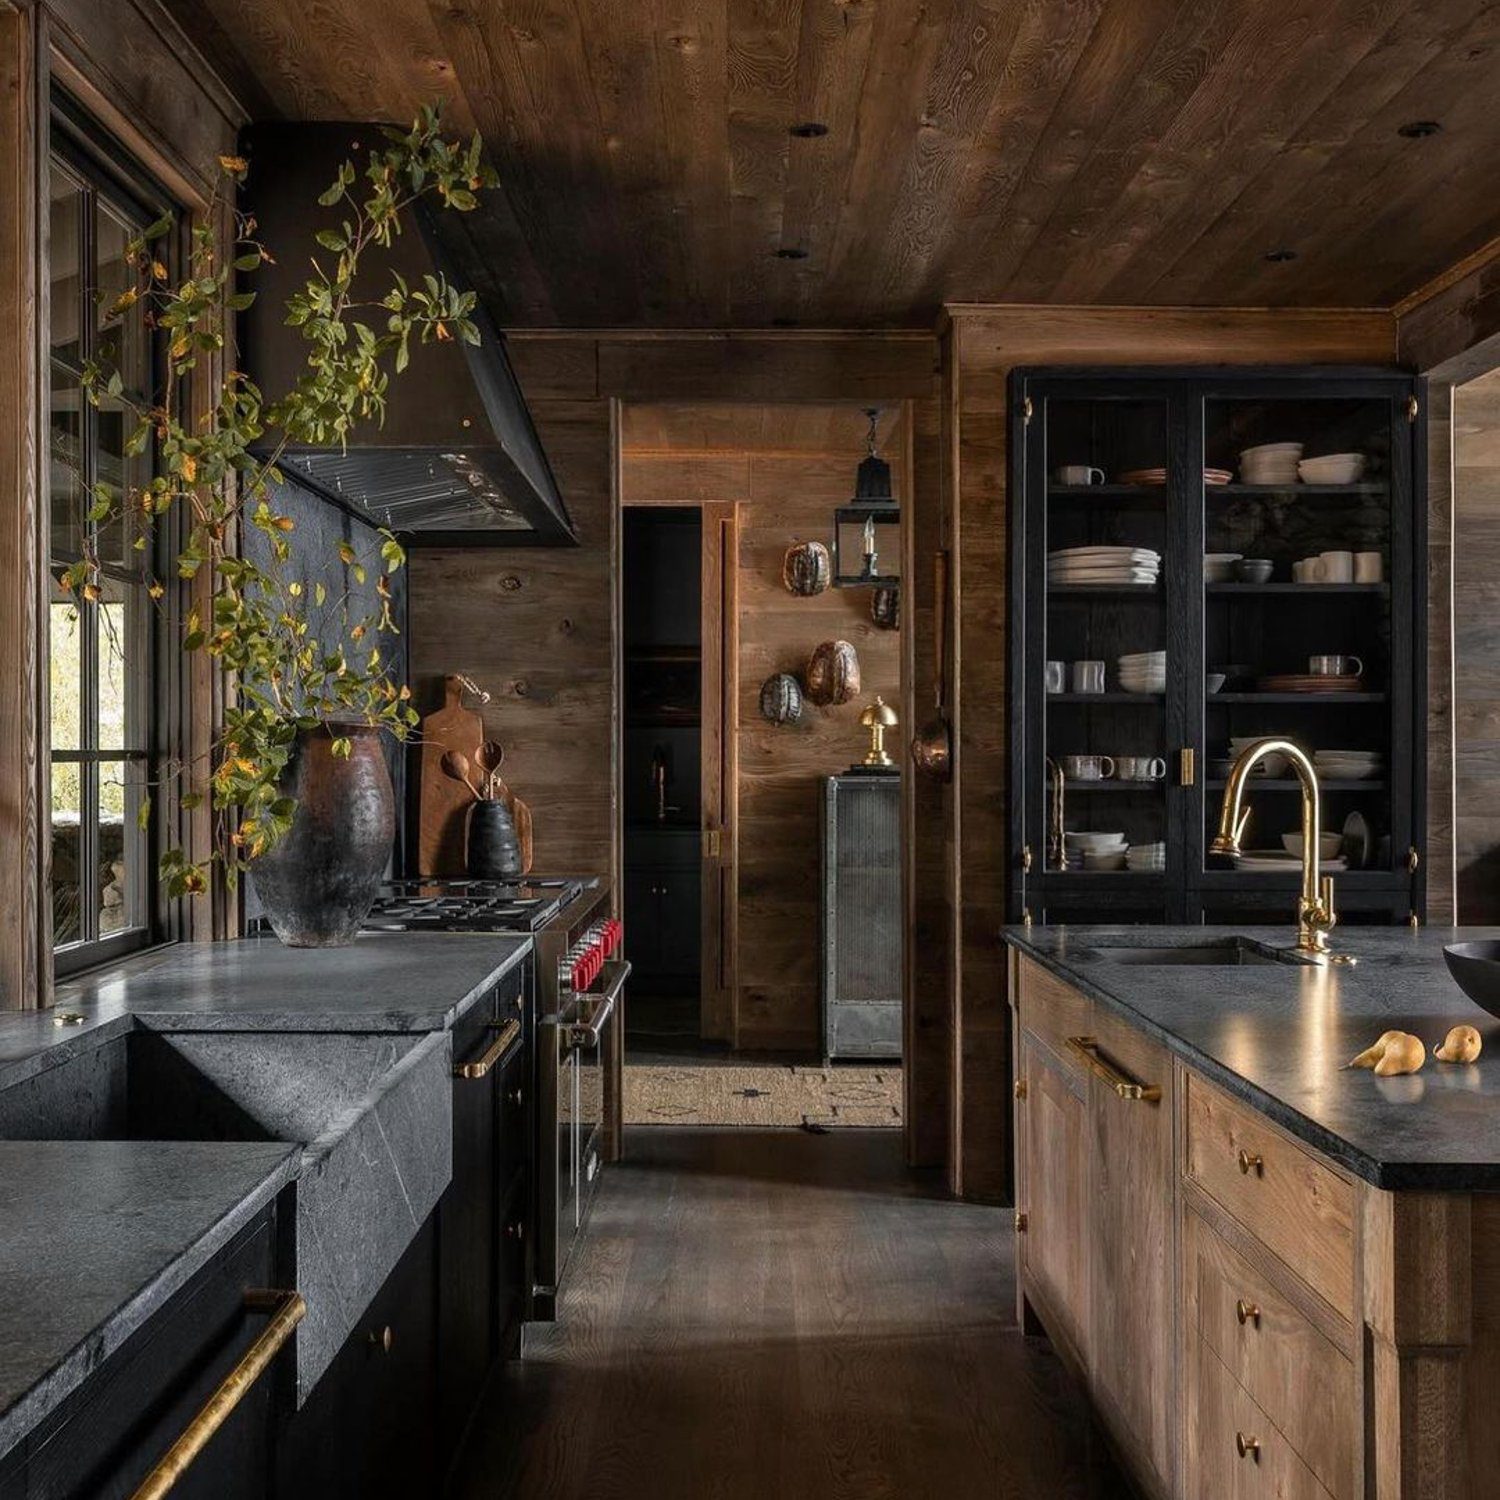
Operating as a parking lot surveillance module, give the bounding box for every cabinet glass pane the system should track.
[1041,398,1170,882]
[1199,395,1395,880]
[97,759,145,936]
[49,169,83,365]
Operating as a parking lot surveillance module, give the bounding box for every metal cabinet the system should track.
[821,773,903,1062]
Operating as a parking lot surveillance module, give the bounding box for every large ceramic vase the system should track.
[250,722,394,947]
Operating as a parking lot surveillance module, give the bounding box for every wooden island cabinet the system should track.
[1010,949,1500,1499]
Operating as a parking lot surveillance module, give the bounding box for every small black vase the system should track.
[467,800,523,879]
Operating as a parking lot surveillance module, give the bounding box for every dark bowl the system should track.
[1443,941,1500,1017]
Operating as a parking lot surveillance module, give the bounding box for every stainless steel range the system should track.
[362,876,627,1321]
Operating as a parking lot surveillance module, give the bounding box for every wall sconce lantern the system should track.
[833,408,900,587]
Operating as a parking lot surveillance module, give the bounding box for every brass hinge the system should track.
[1407,845,1420,874]
[1014,1210,1028,1233]
[1014,1078,1027,1101]
[1022,396,1034,426]
[1021,843,1033,873]
[1407,394,1419,423]
[1179,747,1196,787]
[1021,906,1033,928]
[1409,910,1421,930]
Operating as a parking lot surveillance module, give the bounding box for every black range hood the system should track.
[241,123,575,546]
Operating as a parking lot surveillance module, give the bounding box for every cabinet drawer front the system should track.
[1184,1209,1353,1499]
[1015,956,1093,1077]
[1188,1334,1334,1500]
[1184,1074,1354,1315]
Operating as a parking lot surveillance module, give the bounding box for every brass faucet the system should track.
[1210,737,1355,966]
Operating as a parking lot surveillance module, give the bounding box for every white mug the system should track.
[1055,464,1105,486]
[1293,558,1319,583]
[1354,551,1383,583]
[1116,755,1166,781]
[1070,660,1106,694]
[1317,550,1354,583]
[1063,754,1115,781]
[1310,654,1362,678]
[1045,660,1067,694]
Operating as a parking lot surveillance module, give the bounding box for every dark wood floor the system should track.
[451,1129,1128,1499]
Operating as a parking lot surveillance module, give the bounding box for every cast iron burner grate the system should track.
[362,877,587,933]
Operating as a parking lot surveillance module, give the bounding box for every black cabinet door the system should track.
[276,1215,438,1500]
[21,1210,280,1500]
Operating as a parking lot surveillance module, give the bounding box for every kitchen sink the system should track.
[1083,938,1308,967]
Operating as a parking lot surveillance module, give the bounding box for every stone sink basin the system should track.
[0,1025,452,1401]
[1078,936,1312,967]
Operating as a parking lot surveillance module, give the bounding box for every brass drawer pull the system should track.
[1235,1298,1261,1328]
[455,1018,522,1080]
[1237,1148,1265,1177]
[130,1288,305,1500]
[1236,1432,1261,1462]
[1065,1036,1162,1103]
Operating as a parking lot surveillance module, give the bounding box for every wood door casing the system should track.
[699,502,737,1045]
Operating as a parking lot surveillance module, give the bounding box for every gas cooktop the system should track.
[362,877,592,933]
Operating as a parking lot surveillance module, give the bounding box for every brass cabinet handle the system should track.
[1179,747,1195,786]
[369,1325,394,1355]
[1236,1299,1261,1328]
[1237,1148,1265,1177]
[1065,1036,1162,1103]
[505,1219,526,1241]
[1236,1432,1261,1462]
[130,1289,305,1500]
[455,1018,522,1080]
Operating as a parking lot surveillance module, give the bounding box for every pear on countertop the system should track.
[1435,1024,1483,1064]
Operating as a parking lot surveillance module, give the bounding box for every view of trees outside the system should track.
[49,596,127,819]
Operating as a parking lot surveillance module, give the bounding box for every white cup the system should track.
[1292,559,1316,583]
[1063,754,1115,781]
[1070,660,1106,694]
[1354,551,1383,583]
[1317,550,1354,583]
[1116,755,1166,781]
[1045,660,1067,694]
[1055,464,1105,486]
[1310,654,1363,678]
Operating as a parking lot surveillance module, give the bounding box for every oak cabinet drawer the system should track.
[1184,1074,1355,1315]
[1015,956,1094,1076]
[1183,1208,1353,1499]
[1186,1333,1334,1500]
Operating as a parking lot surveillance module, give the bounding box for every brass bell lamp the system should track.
[859,696,899,768]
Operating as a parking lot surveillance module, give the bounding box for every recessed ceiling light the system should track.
[1397,120,1442,138]
[775,246,810,260]
[789,122,829,138]
[1264,249,1298,263]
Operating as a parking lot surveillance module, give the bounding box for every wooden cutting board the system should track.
[417,676,483,877]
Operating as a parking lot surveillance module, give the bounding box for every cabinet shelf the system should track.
[1209,692,1387,704]
[1059,780,1168,792]
[1206,583,1388,596]
[1048,584,1160,598]
[1047,484,1166,500]
[1204,778,1385,793]
[1047,692,1164,704]
[1209,481,1388,496]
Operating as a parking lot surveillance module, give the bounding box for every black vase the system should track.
[468,800,523,879]
[250,722,394,947]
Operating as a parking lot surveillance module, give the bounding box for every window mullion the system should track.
[80,184,99,947]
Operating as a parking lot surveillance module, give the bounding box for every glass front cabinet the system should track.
[1007,367,1425,927]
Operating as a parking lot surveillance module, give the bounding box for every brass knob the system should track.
[1013,1079,1027,1101]
[1237,1149,1264,1177]
[1235,1299,1261,1328]
[1236,1433,1260,1461]
[370,1325,394,1355]
[1014,1210,1028,1233]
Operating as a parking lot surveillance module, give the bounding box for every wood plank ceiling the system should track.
[170,0,1500,328]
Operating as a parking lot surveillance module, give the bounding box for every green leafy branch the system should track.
[66,106,498,896]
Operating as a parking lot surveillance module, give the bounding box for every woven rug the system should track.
[624,1063,902,1128]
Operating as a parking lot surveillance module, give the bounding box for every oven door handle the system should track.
[565,960,630,1050]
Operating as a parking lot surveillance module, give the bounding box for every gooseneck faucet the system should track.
[1210,737,1355,966]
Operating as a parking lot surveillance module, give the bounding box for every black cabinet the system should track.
[435,959,529,1475]
[4,1205,284,1500]
[275,1214,438,1500]
[1008,366,1425,926]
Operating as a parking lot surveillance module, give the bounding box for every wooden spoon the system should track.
[474,739,506,800]
[440,749,485,802]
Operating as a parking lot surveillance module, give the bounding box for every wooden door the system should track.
[699,503,738,1044]
[1085,1010,1176,1497]
[1017,1032,1090,1362]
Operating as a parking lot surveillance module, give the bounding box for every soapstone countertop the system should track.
[0,1139,298,1461]
[1004,924,1500,1190]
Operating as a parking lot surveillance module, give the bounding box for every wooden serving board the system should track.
[417,676,482,877]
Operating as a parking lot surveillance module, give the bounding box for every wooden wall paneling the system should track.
[1398,237,1500,380]
[944,304,1397,1201]
[0,2,44,1007]
[1426,379,1457,923]
[409,400,618,881]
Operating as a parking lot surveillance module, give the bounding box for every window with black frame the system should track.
[47,126,171,971]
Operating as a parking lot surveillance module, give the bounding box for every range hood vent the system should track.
[241,123,576,546]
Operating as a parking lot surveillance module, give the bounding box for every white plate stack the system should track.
[1239,442,1304,485]
[1118,650,1166,694]
[1228,737,1292,778]
[1063,831,1126,872]
[1048,545,1161,586]
[1126,842,1165,872]
[1313,748,1384,782]
[1233,850,1349,873]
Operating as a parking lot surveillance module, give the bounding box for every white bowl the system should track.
[1282,832,1344,859]
[1083,850,1129,872]
[1241,442,1304,460]
[1298,453,1366,484]
[1205,673,1226,694]
[1065,831,1126,850]
[1204,553,1243,582]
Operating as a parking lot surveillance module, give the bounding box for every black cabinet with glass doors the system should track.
[1007,366,1425,928]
